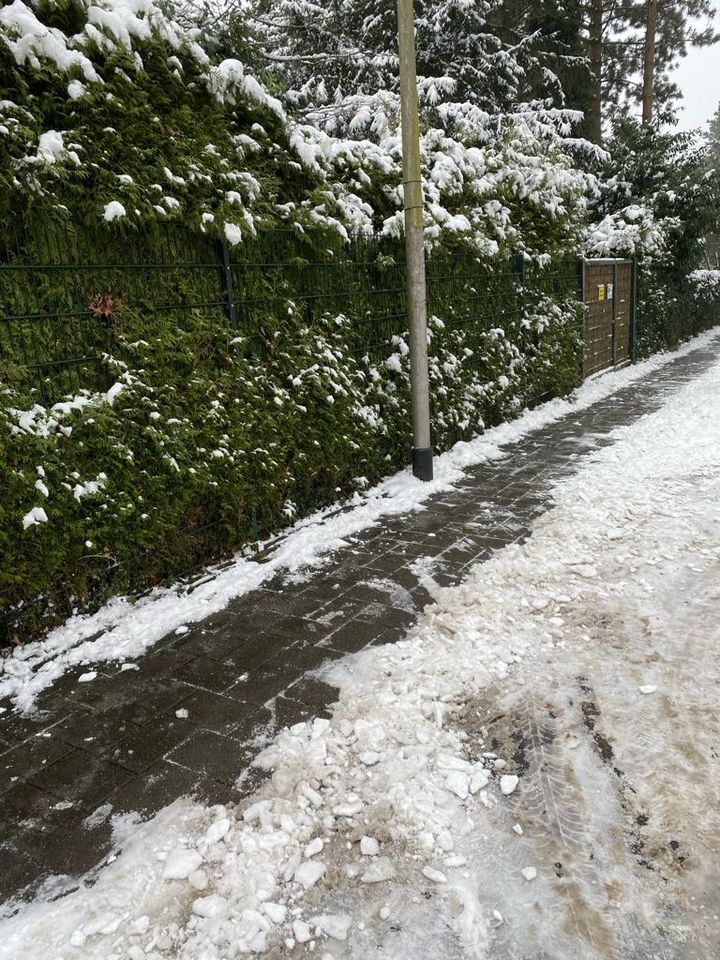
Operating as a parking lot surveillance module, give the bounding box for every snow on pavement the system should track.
[1,347,719,956]
[2,327,719,712]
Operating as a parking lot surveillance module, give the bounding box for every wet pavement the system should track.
[1,339,718,907]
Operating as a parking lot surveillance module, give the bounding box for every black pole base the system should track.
[412,446,433,482]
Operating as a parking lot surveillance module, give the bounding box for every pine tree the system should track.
[574,0,718,141]
[250,0,552,113]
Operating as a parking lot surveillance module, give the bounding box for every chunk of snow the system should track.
[470,769,490,793]
[639,684,657,695]
[205,818,230,845]
[77,671,97,683]
[445,770,469,800]
[313,914,352,941]
[162,848,203,881]
[294,860,326,889]
[360,836,380,856]
[224,222,242,246]
[105,382,126,406]
[422,866,448,884]
[304,837,324,858]
[522,867,537,881]
[103,201,126,222]
[192,895,228,918]
[500,774,519,796]
[292,920,311,943]
[360,858,396,883]
[22,507,48,530]
[189,869,207,891]
[37,130,65,163]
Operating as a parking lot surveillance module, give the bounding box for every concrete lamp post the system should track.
[396,0,433,481]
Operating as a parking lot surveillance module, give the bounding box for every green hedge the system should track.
[0,234,584,643]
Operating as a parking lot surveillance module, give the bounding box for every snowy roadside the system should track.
[2,328,719,713]
[2,345,719,957]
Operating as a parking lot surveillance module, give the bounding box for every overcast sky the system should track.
[673,13,720,131]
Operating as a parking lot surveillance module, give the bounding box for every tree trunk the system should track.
[588,0,603,144]
[642,0,658,124]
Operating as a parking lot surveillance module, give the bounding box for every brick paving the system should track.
[1,338,718,906]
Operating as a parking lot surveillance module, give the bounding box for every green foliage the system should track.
[595,121,720,355]
[0,237,583,642]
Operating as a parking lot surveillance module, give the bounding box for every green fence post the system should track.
[216,238,238,328]
[511,250,525,326]
[631,258,638,363]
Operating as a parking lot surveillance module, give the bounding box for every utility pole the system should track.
[642,0,658,125]
[396,0,433,481]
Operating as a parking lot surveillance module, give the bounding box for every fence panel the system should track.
[1,221,590,409]
[582,259,634,377]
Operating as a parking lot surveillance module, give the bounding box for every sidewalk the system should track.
[1,337,718,906]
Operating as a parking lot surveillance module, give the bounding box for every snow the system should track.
[360,836,380,856]
[36,130,65,163]
[223,222,242,245]
[2,328,718,713]
[21,506,48,530]
[293,861,326,890]
[161,848,203,881]
[499,774,519,796]
[422,866,448,884]
[102,201,126,222]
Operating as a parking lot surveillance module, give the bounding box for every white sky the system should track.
[673,13,720,131]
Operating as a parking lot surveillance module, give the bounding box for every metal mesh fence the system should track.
[1,220,584,405]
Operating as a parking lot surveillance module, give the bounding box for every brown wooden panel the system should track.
[583,261,632,377]
[614,263,632,364]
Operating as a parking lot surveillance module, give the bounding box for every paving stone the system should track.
[28,749,133,810]
[166,730,254,784]
[15,807,113,879]
[53,707,140,758]
[172,656,246,696]
[0,842,43,902]
[0,732,75,791]
[108,760,218,816]
[322,619,393,654]
[179,691,253,737]
[104,717,194,773]
[284,675,340,711]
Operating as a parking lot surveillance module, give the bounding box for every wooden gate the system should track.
[583,259,634,377]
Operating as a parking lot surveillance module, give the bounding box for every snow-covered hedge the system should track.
[0,0,605,262]
[0,255,583,641]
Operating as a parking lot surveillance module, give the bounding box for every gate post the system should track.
[511,250,525,327]
[611,260,618,366]
[631,258,638,363]
[579,258,587,379]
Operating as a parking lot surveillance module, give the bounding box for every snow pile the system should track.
[3,328,719,959]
